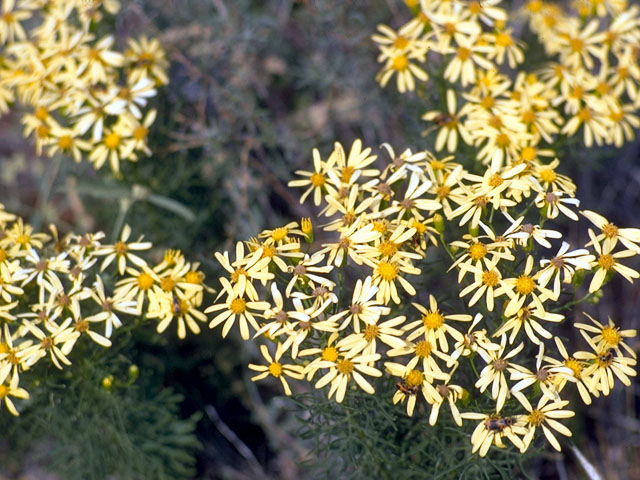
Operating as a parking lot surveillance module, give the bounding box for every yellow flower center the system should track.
[406,369,425,387]
[515,275,535,295]
[341,166,355,183]
[0,343,9,354]
[436,185,450,199]
[481,96,495,110]
[522,110,536,125]
[528,409,545,426]
[489,115,503,128]
[185,271,203,284]
[410,218,427,234]
[35,106,49,121]
[137,272,154,290]
[230,298,247,314]
[262,245,276,258]
[114,241,128,254]
[0,249,6,262]
[443,22,456,35]
[578,107,592,122]
[364,324,380,342]
[565,357,582,376]
[469,1,483,14]
[337,358,355,375]
[310,172,325,187]
[596,82,610,95]
[134,126,148,141]
[539,168,557,183]
[569,37,583,53]
[378,240,398,257]
[392,55,409,71]
[160,277,175,292]
[609,110,624,123]
[75,320,89,333]
[597,253,615,270]
[602,223,618,238]
[58,135,73,150]
[415,340,433,358]
[495,32,512,47]
[322,346,339,362]
[372,220,388,233]
[377,261,398,282]
[0,385,8,399]
[36,125,50,138]
[394,36,409,49]
[16,234,30,245]
[431,159,446,170]
[231,267,247,283]
[482,270,500,287]
[104,132,121,149]
[474,195,489,207]
[457,47,472,61]
[268,362,283,377]
[496,133,511,147]
[271,227,288,242]
[488,174,504,187]
[601,326,620,346]
[469,242,487,260]
[423,310,444,329]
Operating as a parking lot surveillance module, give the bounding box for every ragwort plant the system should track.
[200,0,640,476]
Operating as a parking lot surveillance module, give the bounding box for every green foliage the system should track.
[295,384,536,480]
[1,368,201,480]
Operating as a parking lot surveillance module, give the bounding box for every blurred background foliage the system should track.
[0,0,638,479]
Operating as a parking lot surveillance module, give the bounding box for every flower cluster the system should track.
[0,204,208,416]
[0,0,168,173]
[204,137,638,457]
[374,0,640,168]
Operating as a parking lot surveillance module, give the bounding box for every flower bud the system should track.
[433,214,445,234]
[301,217,313,243]
[102,375,114,390]
[128,364,139,381]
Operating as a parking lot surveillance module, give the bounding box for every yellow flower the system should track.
[376,50,429,93]
[538,242,594,300]
[501,255,554,317]
[428,382,465,426]
[337,314,406,358]
[248,343,304,396]
[327,275,390,333]
[368,253,421,305]
[575,331,637,396]
[461,411,526,457]
[306,342,382,403]
[475,335,524,412]
[288,147,338,206]
[126,36,169,86]
[0,0,30,44]
[458,259,507,312]
[206,293,270,341]
[575,313,637,359]
[0,372,29,416]
[94,224,152,275]
[586,228,639,293]
[513,392,574,453]
[422,90,473,152]
[546,337,597,405]
[404,295,472,352]
[385,363,440,417]
[161,294,206,338]
[582,209,640,253]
